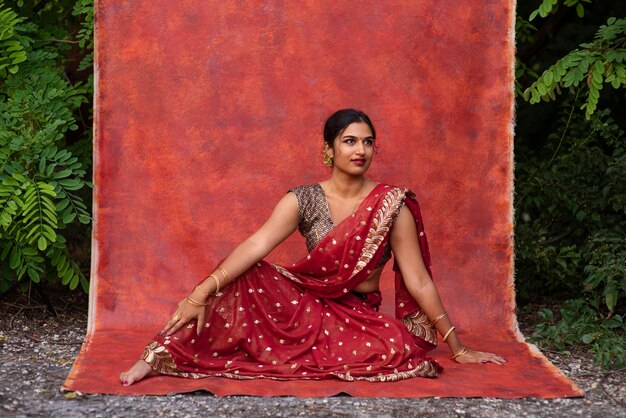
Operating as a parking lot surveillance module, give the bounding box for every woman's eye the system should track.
[344,139,355,144]
[364,139,374,145]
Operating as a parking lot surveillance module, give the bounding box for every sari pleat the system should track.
[141,184,443,381]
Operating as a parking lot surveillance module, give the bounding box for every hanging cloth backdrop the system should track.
[64,0,582,397]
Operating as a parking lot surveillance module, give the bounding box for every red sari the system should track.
[142,184,442,381]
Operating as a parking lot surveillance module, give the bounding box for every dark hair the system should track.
[323,109,376,149]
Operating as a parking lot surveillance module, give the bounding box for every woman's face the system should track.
[326,122,375,175]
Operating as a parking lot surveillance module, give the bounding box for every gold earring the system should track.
[323,152,333,166]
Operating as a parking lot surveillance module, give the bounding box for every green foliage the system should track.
[73,0,94,75]
[530,301,625,370]
[529,0,593,21]
[0,4,28,76]
[516,105,625,304]
[516,3,626,369]
[0,1,93,293]
[523,17,626,119]
[584,232,626,313]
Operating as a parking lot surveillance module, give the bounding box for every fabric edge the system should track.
[61,332,94,392]
[506,0,583,399]
[87,0,102,335]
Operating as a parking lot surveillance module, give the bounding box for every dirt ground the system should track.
[0,290,624,418]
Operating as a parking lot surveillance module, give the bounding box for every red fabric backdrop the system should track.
[64,0,582,397]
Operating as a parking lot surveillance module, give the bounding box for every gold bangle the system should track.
[219,267,229,284]
[195,283,210,296]
[209,274,221,294]
[442,326,456,342]
[431,311,448,326]
[186,295,208,306]
[450,346,468,360]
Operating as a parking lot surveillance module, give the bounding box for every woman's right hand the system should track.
[160,294,207,337]
[453,347,506,365]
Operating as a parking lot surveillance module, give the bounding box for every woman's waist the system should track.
[348,288,383,310]
[351,267,383,293]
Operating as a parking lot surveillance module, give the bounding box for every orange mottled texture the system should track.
[64,0,582,397]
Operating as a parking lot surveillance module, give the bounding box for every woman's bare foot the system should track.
[119,360,158,386]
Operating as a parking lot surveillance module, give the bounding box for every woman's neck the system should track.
[328,171,367,199]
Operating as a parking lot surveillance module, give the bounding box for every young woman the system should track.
[120,109,505,386]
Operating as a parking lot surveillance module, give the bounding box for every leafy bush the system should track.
[0,1,93,292]
[516,103,625,296]
[584,232,626,312]
[516,2,626,369]
[531,301,625,370]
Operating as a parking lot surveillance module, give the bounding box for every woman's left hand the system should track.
[453,347,506,365]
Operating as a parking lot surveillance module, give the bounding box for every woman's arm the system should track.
[198,192,300,290]
[162,192,300,336]
[390,205,505,365]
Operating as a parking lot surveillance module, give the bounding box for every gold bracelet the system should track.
[186,295,208,306]
[431,311,448,326]
[209,274,221,294]
[450,346,468,360]
[442,326,456,342]
[195,283,210,296]
[218,266,229,284]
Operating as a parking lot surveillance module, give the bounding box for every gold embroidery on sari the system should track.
[141,341,208,378]
[142,341,180,374]
[353,187,406,277]
[165,361,439,382]
[331,360,439,381]
[271,263,303,283]
[402,311,438,346]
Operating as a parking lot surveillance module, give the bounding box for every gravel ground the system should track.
[0,291,624,418]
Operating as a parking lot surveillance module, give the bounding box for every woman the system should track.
[120,109,505,386]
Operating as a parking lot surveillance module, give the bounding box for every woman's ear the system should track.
[324,143,334,159]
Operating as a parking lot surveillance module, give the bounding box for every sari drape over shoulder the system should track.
[141,184,443,381]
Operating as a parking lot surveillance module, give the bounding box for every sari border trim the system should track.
[352,186,406,277]
[402,311,438,346]
[141,341,440,381]
[141,341,192,376]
